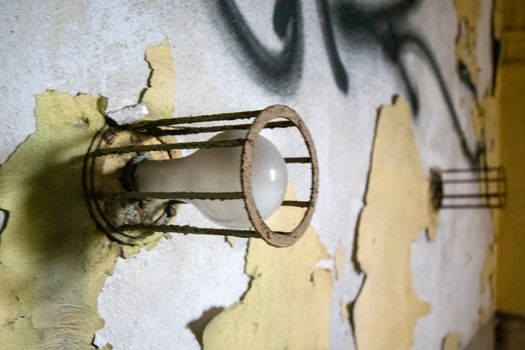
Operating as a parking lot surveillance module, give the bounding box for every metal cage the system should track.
[84,105,318,247]
[430,166,506,210]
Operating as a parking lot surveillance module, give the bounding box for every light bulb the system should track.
[133,130,288,229]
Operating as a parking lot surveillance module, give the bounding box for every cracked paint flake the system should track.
[140,42,175,120]
[202,187,333,350]
[353,97,433,350]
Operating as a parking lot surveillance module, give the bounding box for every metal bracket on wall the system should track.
[430,166,507,210]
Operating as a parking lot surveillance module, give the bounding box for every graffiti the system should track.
[217,0,303,94]
[215,0,483,164]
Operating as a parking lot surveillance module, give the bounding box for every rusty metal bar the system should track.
[440,167,502,173]
[119,224,293,237]
[442,193,504,198]
[440,204,505,209]
[129,110,262,129]
[94,139,245,156]
[281,200,310,208]
[145,121,295,136]
[442,178,506,184]
[119,224,258,238]
[284,157,311,163]
[98,191,245,200]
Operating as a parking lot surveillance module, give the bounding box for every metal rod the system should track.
[129,110,262,129]
[284,157,311,163]
[440,167,502,173]
[119,224,258,238]
[145,121,295,136]
[441,204,505,209]
[119,224,293,237]
[94,139,245,156]
[281,200,310,208]
[442,193,505,198]
[442,178,506,184]
[98,191,245,200]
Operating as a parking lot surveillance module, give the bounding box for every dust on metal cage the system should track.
[84,105,318,247]
[430,166,506,210]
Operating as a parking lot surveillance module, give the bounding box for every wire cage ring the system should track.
[241,105,318,247]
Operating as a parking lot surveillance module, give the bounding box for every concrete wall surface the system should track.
[0,0,496,349]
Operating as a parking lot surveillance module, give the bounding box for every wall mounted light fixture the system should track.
[430,166,506,210]
[84,105,318,247]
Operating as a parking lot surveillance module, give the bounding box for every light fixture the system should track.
[430,166,506,210]
[84,105,318,247]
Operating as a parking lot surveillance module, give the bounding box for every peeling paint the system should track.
[202,188,333,350]
[0,91,120,349]
[140,42,175,120]
[442,331,461,350]
[454,0,481,94]
[0,42,176,349]
[353,97,433,350]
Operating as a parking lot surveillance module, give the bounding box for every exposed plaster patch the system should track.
[333,241,345,280]
[442,331,461,350]
[352,97,433,349]
[202,187,333,350]
[0,91,121,349]
[106,103,149,125]
[140,42,175,120]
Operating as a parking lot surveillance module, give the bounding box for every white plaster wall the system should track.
[0,0,494,349]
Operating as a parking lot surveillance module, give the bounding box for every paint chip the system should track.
[202,187,333,350]
[442,331,461,350]
[0,91,122,348]
[352,97,432,349]
[141,42,175,119]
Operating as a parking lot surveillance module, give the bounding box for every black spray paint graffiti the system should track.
[217,0,304,94]
[216,0,483,165]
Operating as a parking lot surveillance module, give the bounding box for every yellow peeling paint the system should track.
[442,331,461,350]
[202,188,333,350]
[353,97,432,350]
[454,0,500,326]
[141,42,175,119]
[469,95,500,325]
[0,91,121,349]
[454,0,481,86]
[0,42,176,348]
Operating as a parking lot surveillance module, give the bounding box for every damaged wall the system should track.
[0,0,497,349]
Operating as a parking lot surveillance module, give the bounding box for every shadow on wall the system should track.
[0,92,120,348]
[187,306,224,347]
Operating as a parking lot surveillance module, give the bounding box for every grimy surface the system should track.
[0,1,497,349]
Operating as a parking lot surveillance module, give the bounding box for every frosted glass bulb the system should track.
[134,130,288,229]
